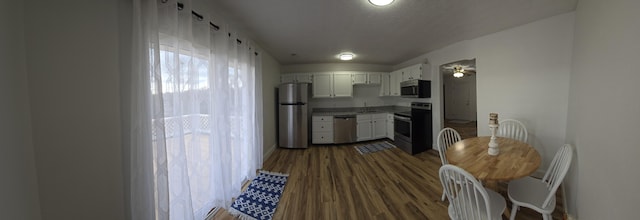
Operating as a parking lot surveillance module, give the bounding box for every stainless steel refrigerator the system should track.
[278,83,308,148]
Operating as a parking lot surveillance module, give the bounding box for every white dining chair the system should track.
[507,144,573,220]
[436,127,462,200]
[497,119,528,143]
[440,164,506,220]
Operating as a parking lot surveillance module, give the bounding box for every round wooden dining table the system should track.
[445,136,541,182]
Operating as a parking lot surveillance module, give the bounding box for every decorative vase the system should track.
[488,124,499,155]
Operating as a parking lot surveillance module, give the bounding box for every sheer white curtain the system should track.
[127,0,263,219]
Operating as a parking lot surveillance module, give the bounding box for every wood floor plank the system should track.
[212,140,565,220]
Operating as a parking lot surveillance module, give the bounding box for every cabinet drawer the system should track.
[356,114,372,122]
[373,113,387,120]
[313,121,333,132]
[312,132,334,144]
[312,116,333,122]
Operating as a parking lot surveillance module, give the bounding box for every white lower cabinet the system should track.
[312,116,334,144]
[356,115,373,141]
[372,114,387,139]
[386,114,394,140]
[357,113,387,141]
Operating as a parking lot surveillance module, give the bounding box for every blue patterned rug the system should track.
[355,141,396,155]
[229,171,289,220]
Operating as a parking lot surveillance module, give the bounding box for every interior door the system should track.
[444,75,477,121]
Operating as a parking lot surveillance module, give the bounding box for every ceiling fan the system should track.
[442,64,476,78]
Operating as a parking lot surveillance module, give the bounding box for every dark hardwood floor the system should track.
[213,141,565,219]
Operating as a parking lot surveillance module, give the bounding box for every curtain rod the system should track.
[175,2,258,56]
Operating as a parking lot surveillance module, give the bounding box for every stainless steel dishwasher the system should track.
[333,115,357,144]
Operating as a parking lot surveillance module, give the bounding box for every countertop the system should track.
[312,106,410,116]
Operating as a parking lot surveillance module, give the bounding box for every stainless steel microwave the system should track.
[400,79,431,98]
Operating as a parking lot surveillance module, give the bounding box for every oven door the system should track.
[394,114,413,154]
[394,115,411,141]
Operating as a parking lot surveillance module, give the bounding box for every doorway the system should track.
[440,59,477,139]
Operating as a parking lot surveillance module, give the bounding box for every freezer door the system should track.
[278,104,308,148]
[279,83,308,104]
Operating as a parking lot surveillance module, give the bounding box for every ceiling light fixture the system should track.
[339,53,354,61]
[453,66,464,78]
[368,0,394,6]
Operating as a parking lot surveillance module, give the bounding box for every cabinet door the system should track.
[281,74,296,83]
[411,65,422,80]
[373,119,387,139]
[332,73,353,97]
[390,71,402,96]
[296,73,313,83]
[400,68,410,81]
[379,72,390,96]
[368,72,381,84]
[312,73,333,98]
[357,120,372,141]
[352,72,367,85]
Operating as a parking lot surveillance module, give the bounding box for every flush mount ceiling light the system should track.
[453,66,465,78]
[368,0,394,6]
[339,53,354,61]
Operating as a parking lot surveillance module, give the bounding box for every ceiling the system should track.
[212,0,577,65]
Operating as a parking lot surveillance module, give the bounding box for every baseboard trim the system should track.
[263,144,276,160]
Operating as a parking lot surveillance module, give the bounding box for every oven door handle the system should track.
[394,115,411,123]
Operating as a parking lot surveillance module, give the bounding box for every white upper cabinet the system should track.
[352,72,382,85]
[389,70,402,96]
[281,73,312,83]
[379,72,391,96]
[352,72,367,84]
[312,72,353,98]
[367,72,382,84]
[312,73,333,98]
[333,72,353,97]
[400,64,431,81]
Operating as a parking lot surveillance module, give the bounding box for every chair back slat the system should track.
[437,128,462,165]
[440,164,493,220]
[541,144,573,208]
[497,119,528,143]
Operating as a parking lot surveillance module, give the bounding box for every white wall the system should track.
[398,12,574,168]
[261,52,281,158]
[24,0,125,219]
[0,0,42,219]
[565,0,640,219]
